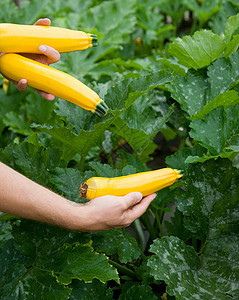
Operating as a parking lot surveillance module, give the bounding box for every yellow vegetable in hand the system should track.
[0,53,108,116]
[79,168,182,200]
[0,23,97,53]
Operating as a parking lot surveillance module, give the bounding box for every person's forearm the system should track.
[0,162,86,230]
[0,163,156,232]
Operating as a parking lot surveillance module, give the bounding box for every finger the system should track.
[16,79,27,92]
[34,18,51,26]
[122,192,143,209]
[125,193,157,222]
[39,45,61,64]
[37,89,55,101]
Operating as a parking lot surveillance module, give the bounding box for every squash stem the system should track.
[109,260,136,279]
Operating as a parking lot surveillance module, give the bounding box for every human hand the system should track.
[0,18,60,100]
[0,163,156,232]
[78,192,157,232]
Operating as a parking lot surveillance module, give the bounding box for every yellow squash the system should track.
[79,168,182,200]
[0,53,108,116]
[0,23,97,53]
[2,78,9,94]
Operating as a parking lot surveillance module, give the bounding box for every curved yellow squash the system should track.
[0,23,97,53]
[79,168,182,200]
[0,54,108,116]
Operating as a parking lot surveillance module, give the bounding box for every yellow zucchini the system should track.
[79,168,182,200]
[0,23,97,53]
[0,53,108,116]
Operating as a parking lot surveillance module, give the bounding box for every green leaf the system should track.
[79,0,137,45]
[157,58,187,76]
[25,92,55,124]
[49,167,91,202]
[0,0,19,23]
[158,0,186,26]
[0,240,71,299]
[209,0,237,34]
[11,220,119,285]
[227,134,239,152]
[167,69,209,117]
[190,105,239,155]
[57,0,137,79]
[12,220,90,260]
[224,13,239,43]
[9,268,72,300]
[151,187,176,211]
[164,209,192,242]
[176,159,239,238]
[3,112,31,136]
[92,229,141,263]
[168,52,239,119]
[183,0,223,26]
[88,162,121,177]
[166,144,207,171]
[224,34,239,57]
[112,118,157,160]
[119,282,157,300]
[207,52,239,99]
[191,90,239,120]
[0,221,14,247]
[18,0,51,24]
[1,255,71,299]
[148,236,234,300]
[0,142,66,185]
[111,92,174,160]
[137,1,173,45]
[169,30,225,70]
[148,159,239,298]
[88,162,137,179]
[69,279,113,300]
[40,243,119,284]
[0,89,22,118]
[33,71,171,160]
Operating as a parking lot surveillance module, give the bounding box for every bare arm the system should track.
[0,162,156,231]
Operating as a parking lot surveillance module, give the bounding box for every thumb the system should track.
[123,192,143,208]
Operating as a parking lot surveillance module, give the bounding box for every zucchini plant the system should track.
[0,0,239,299]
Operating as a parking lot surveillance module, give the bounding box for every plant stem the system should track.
[141,213,157,240]
[79,156,85,172]
[155,210,165,237]
[192,235,197,251]
[198,239,208,256]
[178,137,186,150]
[109,260,136,279]
[134,219,146,251]
[190,16,197,35]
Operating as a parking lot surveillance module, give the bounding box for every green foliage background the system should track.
[1,0,239,299]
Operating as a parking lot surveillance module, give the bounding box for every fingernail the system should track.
[136,192,143,201]
[39,45,47,53]
[21,79,27,84]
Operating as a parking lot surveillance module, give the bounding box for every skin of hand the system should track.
[0,162,156,232]
[0,18,60,101]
